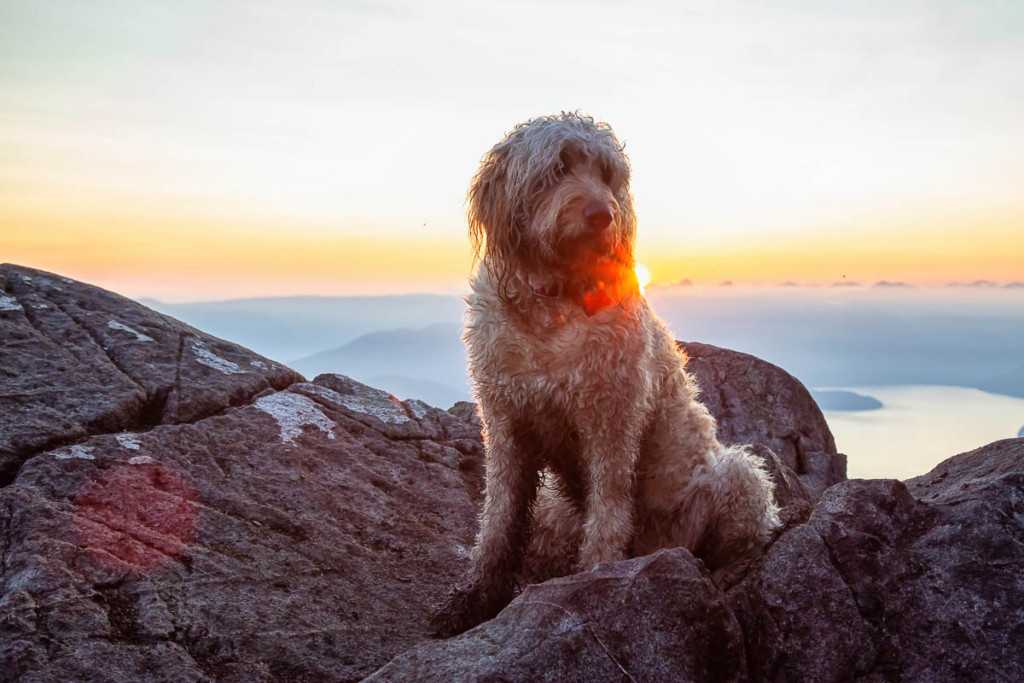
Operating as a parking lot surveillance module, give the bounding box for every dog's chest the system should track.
[467,297,652,410]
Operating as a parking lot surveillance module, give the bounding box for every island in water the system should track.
[812,389,884,412]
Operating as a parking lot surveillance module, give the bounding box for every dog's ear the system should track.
[467,144,520,278]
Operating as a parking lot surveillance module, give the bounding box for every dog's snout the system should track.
[583,202,613,232]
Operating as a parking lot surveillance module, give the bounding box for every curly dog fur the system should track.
[434,113,780,637]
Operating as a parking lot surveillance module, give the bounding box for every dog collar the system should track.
[529,279,623,316]
[579,284,614,316]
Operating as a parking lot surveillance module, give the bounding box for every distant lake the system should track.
[824,386,1024,480]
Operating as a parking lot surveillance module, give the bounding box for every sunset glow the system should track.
[635,263,652,291]
[1,1,1022,300]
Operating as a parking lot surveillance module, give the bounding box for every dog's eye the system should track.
[601,165,615,186]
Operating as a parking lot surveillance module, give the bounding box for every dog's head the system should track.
[468,113,637,298]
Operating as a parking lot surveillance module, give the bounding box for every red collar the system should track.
[530,272,636,317]
[577,283,614,316]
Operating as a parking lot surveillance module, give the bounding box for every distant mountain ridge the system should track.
[146,294,465,363]
[291,323,469,408]
[142,288,1024,401]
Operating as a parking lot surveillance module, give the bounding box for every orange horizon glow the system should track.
[4,202,1024,301]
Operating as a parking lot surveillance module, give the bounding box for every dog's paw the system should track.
[430,584,513,638]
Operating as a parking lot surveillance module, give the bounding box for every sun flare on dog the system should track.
[635,262,652,291]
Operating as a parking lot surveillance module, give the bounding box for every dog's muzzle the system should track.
[583,201,614,232]
[582,201,615,255]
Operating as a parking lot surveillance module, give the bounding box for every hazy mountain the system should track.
[144,288,1024,403]
[976,365,1024,400]
[290,323,470,406]
[144,295,466,362]
[364,375,469,410]
[646,288,1024,399]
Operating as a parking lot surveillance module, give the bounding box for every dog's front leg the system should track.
[432,416,539,637]
[577,428,640,571]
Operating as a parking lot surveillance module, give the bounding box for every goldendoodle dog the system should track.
[434,112,780,637]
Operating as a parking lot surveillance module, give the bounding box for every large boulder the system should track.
[681,340,845,501]
[0,374,483,682]
[370,549,746,682]
[0,264,300,484]
[728,437,1024,682]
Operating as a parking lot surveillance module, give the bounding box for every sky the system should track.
[2,0,1023,301]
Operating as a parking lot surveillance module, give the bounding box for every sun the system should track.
[635,262,652,290]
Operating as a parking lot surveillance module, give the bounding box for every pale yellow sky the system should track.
[2,1,1022,300]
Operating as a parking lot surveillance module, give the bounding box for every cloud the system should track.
[947,280,999,288]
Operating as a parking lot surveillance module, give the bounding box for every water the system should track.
[824,386,1024,480]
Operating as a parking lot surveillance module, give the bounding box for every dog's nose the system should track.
[583,202,613,232]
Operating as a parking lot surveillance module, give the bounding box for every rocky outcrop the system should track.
[0,264,300,484]
[680,341,845,501]
[728,436,1024,681]
[0,373,483,681]
[2,267,1020,682]
[368,438,1024,682]
[371,549,747,682]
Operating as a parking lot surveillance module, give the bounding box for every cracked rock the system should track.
[0,375,482,681]
[0,264,301,484]
[369,548,747,682]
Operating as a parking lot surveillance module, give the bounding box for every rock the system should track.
[748,443,813,528]
[0,374,482,682]
[680,340,846,500]
[446,401,481,428]
[0,264,300,484]
[370,549,747,682]
[369,439,1024,681]
[729,437,1024,682]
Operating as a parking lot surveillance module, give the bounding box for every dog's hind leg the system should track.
[691,445,781,587]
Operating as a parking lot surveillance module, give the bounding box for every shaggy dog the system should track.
[434,113,780,637]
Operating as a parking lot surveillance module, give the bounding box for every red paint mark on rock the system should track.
[74,462,198,574]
